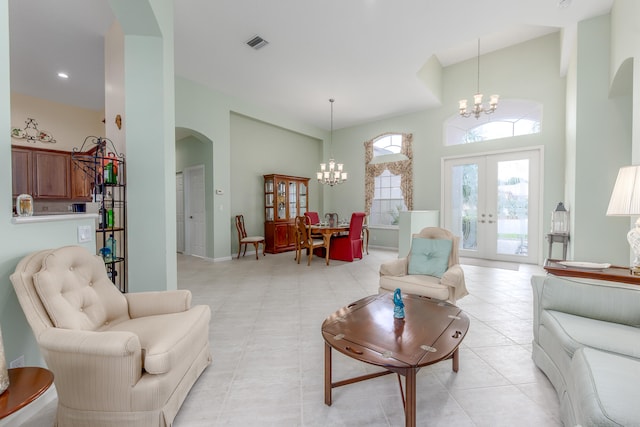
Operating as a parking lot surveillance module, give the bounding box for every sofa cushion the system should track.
[571,347,640,426]
[407,238,452,278]
[542,310,640,360]
[540,275,640,327]
[108,304,210,374]
[32,247,129,330]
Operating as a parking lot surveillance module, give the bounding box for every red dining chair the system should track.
[329,212,366,262]
[304,211,320,225]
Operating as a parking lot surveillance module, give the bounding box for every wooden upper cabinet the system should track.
[10,146,93,200]
[32,150,70,199]
[11,147,33,197]
[71,159,93,200]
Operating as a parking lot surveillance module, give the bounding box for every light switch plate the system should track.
[78,225,93,243]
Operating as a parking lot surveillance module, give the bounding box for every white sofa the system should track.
[532,274,640,426]
[10,246,212,427]
[379,227,468,303]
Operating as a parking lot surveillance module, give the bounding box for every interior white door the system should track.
[184,165,206,257]
[176,172,185,253]
[443,149,540,263]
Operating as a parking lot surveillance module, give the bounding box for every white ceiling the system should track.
[9,0,613,131]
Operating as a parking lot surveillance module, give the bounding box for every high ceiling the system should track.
[9,0,614,130]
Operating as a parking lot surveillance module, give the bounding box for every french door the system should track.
[443,149,541,263]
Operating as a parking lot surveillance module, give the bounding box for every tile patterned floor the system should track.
[24,248,562,426]
[173,249,561,427]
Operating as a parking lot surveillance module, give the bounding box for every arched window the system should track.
[364,133,413,227]
[444,99,542,146]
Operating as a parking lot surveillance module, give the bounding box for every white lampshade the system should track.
[606,165,640,216]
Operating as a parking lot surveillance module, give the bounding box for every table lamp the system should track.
[606,165,640,275]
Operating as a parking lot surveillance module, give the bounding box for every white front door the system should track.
[176,172,185,253]
[184,165,206,258]
[443,149,541,263]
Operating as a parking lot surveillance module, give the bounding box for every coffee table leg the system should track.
[405,369,416,427]
[452,348,459,372]
[324,343,332,406]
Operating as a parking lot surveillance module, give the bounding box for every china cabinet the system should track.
[263,174,309,253]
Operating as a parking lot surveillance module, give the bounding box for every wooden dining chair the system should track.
[235,214,265,260]
[295,215,328,265]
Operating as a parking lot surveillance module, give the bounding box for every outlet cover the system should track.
[78,225,93,243]
[10,355,24,368]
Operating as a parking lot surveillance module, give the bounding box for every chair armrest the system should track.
[380,258,408,277]
[38,328,143,409]
[125,290,192,318]
[440,264,468,302]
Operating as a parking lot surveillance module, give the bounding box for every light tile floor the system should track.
[24,248,562,426]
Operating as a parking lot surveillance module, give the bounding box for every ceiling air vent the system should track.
[246,35,269,50]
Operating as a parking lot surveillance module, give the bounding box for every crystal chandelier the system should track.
[458,39,499,119]
[317,99,347,186]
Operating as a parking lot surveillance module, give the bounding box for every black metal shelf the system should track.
[72,136,127,292]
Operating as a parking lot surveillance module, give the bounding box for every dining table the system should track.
[309,224,350,265]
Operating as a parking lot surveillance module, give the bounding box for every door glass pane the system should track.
[496,159,529,256]
[452,163,478,250]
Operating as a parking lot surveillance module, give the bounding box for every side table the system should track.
[0,367,54,420]
[547,233,569,260]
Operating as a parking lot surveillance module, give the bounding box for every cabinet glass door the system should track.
[264,177,274,221]
[277,180,286,220]
[288,182,297,218]
[299,182,307,215]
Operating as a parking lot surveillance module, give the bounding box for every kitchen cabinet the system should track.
[263,174,309,253]
[11,146,90,201]
[71,157,93,200]
[32,150,70,199]
[11,147,32,197]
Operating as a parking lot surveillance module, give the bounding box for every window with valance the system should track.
[364,133,413,226]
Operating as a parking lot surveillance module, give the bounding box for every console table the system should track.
[544,259,640,286]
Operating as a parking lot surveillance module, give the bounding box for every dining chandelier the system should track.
[317,99,347,186]
[458,39,499,119]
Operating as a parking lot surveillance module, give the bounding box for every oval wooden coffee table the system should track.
[321,292,469,427]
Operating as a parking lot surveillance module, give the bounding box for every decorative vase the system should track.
[393,288,405,319]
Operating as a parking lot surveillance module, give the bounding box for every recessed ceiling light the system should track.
[57,72,69,79]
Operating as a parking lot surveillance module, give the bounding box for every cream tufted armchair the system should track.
[379,227,468,304]
[10,246,212,427]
